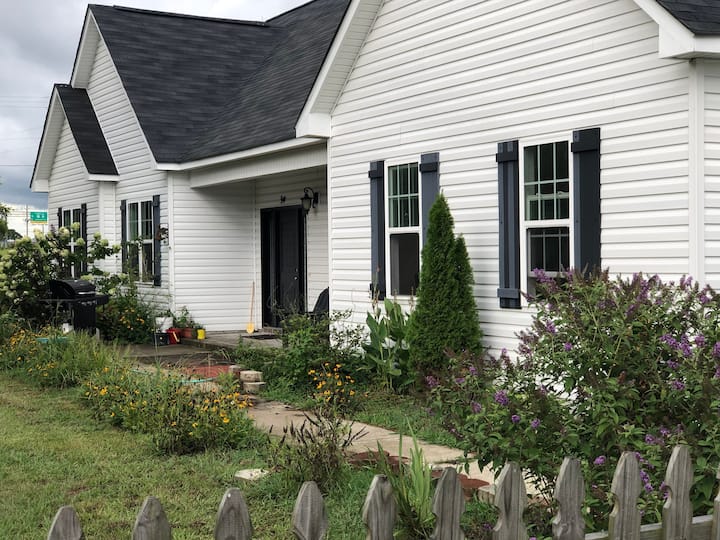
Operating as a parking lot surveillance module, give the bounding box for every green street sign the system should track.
[30,211,48,223]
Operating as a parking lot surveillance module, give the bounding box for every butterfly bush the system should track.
[429,269,720,531]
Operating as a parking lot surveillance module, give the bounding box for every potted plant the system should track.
[155,309,174,333]
[174,306,196,339]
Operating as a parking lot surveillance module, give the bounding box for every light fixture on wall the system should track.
[301,187,319,215]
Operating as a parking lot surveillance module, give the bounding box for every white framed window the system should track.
[126,199,154,282]
[386,161,421,296]
[59,206,87,278]
[519,138,573,297]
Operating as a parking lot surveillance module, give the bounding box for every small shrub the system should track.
[408,195,482,374]
[268,409,366,492]
[96,284,155,343]
[83,366,262,454]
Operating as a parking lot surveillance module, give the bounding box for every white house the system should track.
[31,1,350,330]
[33,0,720,352]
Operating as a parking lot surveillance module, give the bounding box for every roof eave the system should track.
[70,9,101,88]
[634,0,720,58]
[295,0,384,138]
[30,89,64,193]
[156,136,326,171]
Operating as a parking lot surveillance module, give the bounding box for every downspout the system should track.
[688,58,705,283]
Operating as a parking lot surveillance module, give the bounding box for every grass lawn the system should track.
[0,373,380,539]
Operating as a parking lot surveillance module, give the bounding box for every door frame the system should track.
[260,206,305,328]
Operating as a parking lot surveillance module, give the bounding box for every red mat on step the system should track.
[184,365,231,379]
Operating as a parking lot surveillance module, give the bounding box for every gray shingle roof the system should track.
[89,0,350,164]
[55,84,118,175]
[656,0,720,35]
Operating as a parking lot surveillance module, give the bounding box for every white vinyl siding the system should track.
[86,37,168,292]
[329,0,692,352]
[47,119,99,235]
[169,173,254,331]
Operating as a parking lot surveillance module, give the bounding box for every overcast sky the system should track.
[0,0,309,208]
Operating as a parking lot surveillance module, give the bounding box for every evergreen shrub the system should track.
[407,194,482,374]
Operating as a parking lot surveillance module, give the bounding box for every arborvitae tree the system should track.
[408,194,482,374]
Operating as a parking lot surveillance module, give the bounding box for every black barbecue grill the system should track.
[47,279,108,331]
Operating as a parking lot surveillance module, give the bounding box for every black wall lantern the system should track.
[301,187,319,215]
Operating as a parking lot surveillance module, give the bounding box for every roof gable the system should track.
[83,1,350,165]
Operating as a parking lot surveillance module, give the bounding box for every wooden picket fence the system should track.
[47,445,720,540]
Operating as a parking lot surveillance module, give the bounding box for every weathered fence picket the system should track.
[45,445,720,540]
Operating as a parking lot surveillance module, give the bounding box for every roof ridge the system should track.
[91,4,268,27]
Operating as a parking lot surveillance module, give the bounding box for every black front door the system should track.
[261,207,305,327]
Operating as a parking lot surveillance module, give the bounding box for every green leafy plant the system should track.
[407,194,482,374]
[429,269,720,531]
[363,297,413,391]
[268,408,366,493]
[0,228,120,323]
[96,282,155,343]
[375,434,435,539]
[83,365,262,454]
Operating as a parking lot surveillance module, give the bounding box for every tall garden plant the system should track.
[429,269,720,530]
[407,194,482,373]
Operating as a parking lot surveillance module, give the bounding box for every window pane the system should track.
[129,203,139,240]
[528,227,570,273]
[524,147,538,182]
[556,141,569,179]
[63,210,71,227]
[390,233,419,295]
[142,243,153,281]
[524,141,570,223]
[128,244,139,278]
[141,201,153,238]
[388,163,419,229]
[539,143,554,181]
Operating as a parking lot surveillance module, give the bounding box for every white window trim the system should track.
[60,207,86,279]
[518,135,574,303]
[385,157,422,298]
[125,198,154,283]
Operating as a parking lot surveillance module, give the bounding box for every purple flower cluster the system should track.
[425,375,439,389]
[640,469,653,492]
[531,418,541,430]
[563,342,573,352]
[471,401,482,414]
[670,379,685,391]
[494,390,509,406]
[455,377,466,385]
[593,455,606,466]
[545,320,557,335]
[511,414,521,424]
[713,342,720,358]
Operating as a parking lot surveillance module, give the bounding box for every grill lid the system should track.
[48,279,96,299]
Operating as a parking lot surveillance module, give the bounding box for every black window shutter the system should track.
[497,140,521,309]
[571,128,601,272]
[152,195,161,286]
[120,200,127,274]
[57,207,63,228]
[369,160,386,300]
[420,152,440,245]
